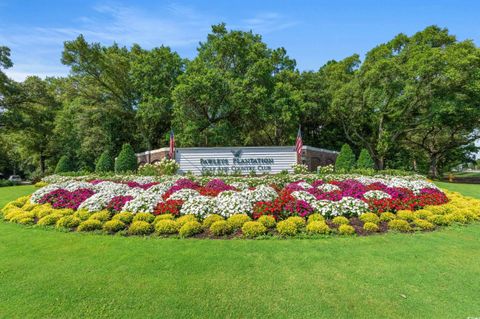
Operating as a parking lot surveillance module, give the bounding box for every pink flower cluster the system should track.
[39,188,94,209]
[106,195,134,212]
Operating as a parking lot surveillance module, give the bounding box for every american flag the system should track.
[169,129,175,159]
[295,126,303,163]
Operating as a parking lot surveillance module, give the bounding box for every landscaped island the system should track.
[2,174,479,238]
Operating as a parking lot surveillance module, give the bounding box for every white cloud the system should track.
[240,12,298,34]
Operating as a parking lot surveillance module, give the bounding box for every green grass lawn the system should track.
[0,184,479,318]
[434,181,480,198]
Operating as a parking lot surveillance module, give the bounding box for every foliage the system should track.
[95,151,114,173]
[56,216,81,229]
[257,215,276,228]
[413,219,435,230]
[276,220,298,236]
[356,149,375,169]
[286,216,306,229]
[55,155,74,173]
[179,221,202,237]
[202,214,224,229]
[359,213,380,224]
[379,212,396,222]
[176,214,197,227]
[363,222,379,232]
[335,144,356,172]
[128,221,154,235]
[89,211,111,222]
[112,212,133,224]
[338,224,355,235]
[209,220,233,236]
[103,219,126,233]
[133,212,155,223]
[292,164,309,174]
[388,219,412,232]
[306,221,330,234]
[241,221,267,238]
[155,219,180,235]
[77,219,103,231]
[115,144,137,173]
[332,216,349,225]
[227,214,252,229]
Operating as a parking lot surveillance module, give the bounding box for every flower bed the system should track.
[3,175,479,238]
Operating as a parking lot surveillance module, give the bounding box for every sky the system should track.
[1,0,480,81]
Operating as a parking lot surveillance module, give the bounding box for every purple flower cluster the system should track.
[284,199,314,217]
[106,195,134,212]
[39,188,94,209]
[204,179,236,192]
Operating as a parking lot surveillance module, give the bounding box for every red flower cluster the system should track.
[367,192,448,213]
[252,190,297,220]
[153,200,184,216]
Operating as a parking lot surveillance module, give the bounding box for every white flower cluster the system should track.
[216,192,252,217]
[63,181,94,192]
[167,189,200,201]
[180,196,216,218]
[93,181,130,194]
[230,182,249,190]
[122,193,164,213]
[296,181,313,189]
[363,190,391,200]
[78,192,118,212]
[290,191,316,205]
[317,183,341,192]
[146,181,175,195]
[353,176,438,194]
[313,197,369,217]
[241,185,278,203]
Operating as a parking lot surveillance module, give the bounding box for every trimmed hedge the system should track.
[115,144,138,173]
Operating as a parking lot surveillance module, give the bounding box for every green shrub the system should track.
[55,155,75,173]
[73,209,93,221]
[177,215,197,227]
[388,219,412,232]
[363,222,379,232]
[103,220,126,233]
[257,215,276,228]
[379,212,396,222]
[202,214,224,229]
[18,217,35,225]
[276,220,298,236]
[338,224,356,235]
[335,144,356,172]
[10,212,34,223]
[154,214,174,224]
[332,216,349,225]
[414,209,434,220]
[133,212,155,223]
[37,213,63,226]
[77,219,103,232]
[179,221,202,237]
[227,214,251,229]
[155,220,180,235]
[306,221,330,234]
[128,221,153,235]
[242,221,267,238]
[307,213,325,224]
[427,214,453,226]
[113,212,134,224]
[89,210,112,222]
[447,212,468,224]
[413,219,435,231]
[209,220,233,236]
[95,150,114,173]
[356,149,374,169]
[359,212,379,224]
[56,216,81,229]
[396,210,415,222]
[286,216,306,229]
[115,143,138,173]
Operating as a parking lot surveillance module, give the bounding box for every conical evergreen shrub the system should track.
[55,155,74,173]
[356,148,375,169]
[335,144,356,172]
[95,150,114,173]
[115,144,137,173]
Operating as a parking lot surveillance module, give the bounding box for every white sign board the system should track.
[176,147,297,175]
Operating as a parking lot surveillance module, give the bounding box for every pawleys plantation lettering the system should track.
[178,147,295,175]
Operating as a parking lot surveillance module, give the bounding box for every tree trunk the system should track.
[428,155,439,179]
[40,154,46,174]
[375,156,384,170]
